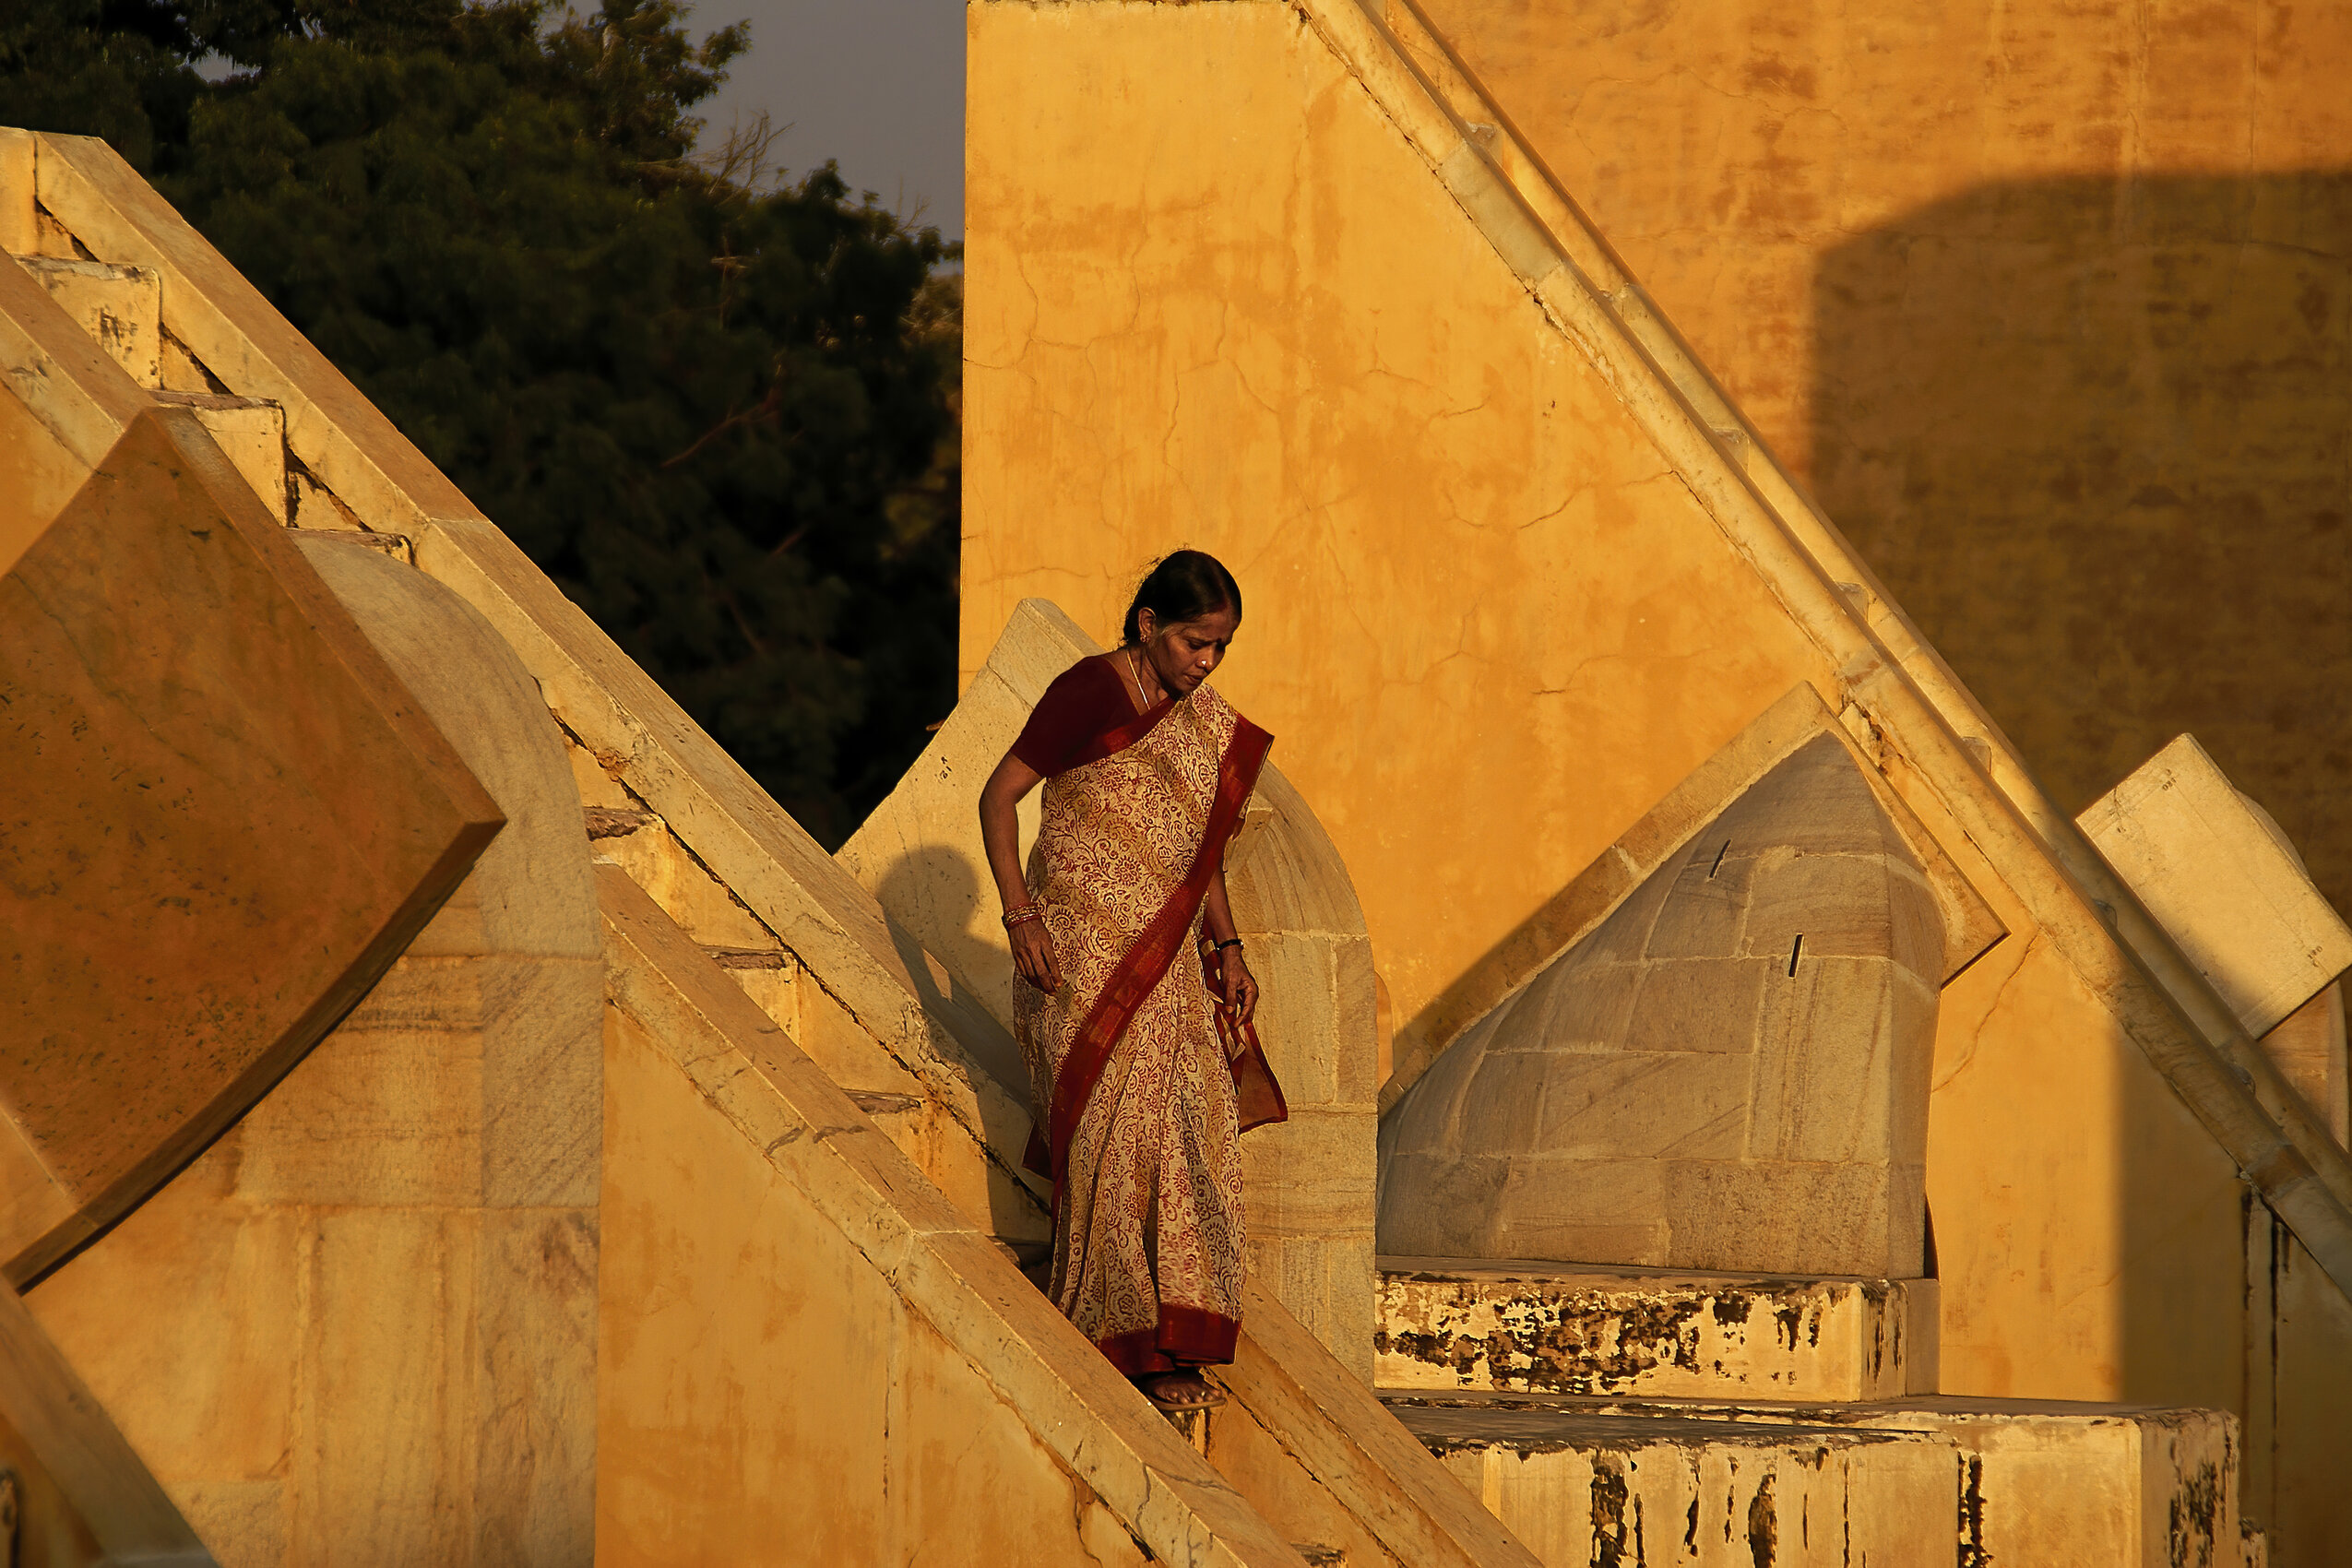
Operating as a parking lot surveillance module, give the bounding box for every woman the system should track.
[978,551,1286,1413]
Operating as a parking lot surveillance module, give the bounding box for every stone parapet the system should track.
[1376,1259,1936,1402]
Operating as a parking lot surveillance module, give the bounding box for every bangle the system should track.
[1215,938,1243,953]
[1003,905,1043,930]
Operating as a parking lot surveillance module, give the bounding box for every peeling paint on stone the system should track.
[1375,1260,1935,1400]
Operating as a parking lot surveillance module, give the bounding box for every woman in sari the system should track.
[977,551,1283,1413]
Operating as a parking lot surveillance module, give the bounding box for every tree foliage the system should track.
[0,0,960,844]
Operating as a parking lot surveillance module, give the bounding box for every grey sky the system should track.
[686,0,967,242]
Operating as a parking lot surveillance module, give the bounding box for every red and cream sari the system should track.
[1013,661,1285,1373]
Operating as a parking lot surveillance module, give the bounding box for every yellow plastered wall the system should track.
[1407,0,2352,932]
[965,0,1826,1051]
[963,0,2260,1425]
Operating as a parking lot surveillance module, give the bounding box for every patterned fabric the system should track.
[1014,678,1255,1372]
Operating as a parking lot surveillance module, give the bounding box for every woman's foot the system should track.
[1137,1370,1226,1411]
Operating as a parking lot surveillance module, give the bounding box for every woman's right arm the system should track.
[980,752,1062,992]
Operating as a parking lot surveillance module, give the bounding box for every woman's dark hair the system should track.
[1122,550,1242,645]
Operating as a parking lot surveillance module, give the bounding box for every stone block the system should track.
[1662,1159,1922,1277]
[1447,1048,1550,1151]
[27,1143,301,1485]
[14,255,160,386]
[1656,1394,2241,1568]
[1746,956,1902,1163]
[1527,1052,1749,1160]
[1375,1260,1937,1400]
[1384,1389,2245,1568]
[473,1208,597,1565]
[1739,849,1907,963]
[296,1208,480,1567]
[1641,849,1755,960]
[2080,733,2352,1037]
[229,956,487,1209]
[2262,980,2347,1146]
[1248,931,1342,1104]
[1331,935,1383,1105]
[1507,956,1648,1052]
[158,390,284,521]
[0,408,500,1282]
[1386,1394,1956,1568]
[1488,1158,1671,1265]
[477,956,604,1209]
[1618,955,1773,1054]
[0,128,30,256]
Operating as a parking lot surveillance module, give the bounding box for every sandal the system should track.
[1139,1370,1227,1412]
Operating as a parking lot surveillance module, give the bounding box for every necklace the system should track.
[1123,647,1156,711]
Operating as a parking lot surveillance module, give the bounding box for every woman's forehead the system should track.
[1166,607,1239,637]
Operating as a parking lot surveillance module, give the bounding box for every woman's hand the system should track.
[1218,947,1258,1025]
[1012,919,1063,993]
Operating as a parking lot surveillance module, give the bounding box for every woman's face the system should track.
[1137,605,1239,696]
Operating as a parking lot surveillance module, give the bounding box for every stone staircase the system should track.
[1373,1257,2261,1568]
[0,123,1548,1565]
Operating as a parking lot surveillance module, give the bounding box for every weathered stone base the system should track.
[1388,1396,1953,1566]
[1383,1389,2256,1568]
[1377,1257,1936,1401]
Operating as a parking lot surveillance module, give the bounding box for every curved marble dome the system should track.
[1377,732,1944,1277]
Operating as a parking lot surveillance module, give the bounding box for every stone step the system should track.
[14,254,160,387]
[153,390,287,523]
[1377,1256,1935,1401]
[1381,1387,2255,1568]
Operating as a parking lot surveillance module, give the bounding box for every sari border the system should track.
[1043,713,1275,1204]
[1096,1305,1241,1374]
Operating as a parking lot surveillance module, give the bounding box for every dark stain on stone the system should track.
[1591,1460,1633,1567]
[1956,1454,1990,1568]
[1771,1301,1819,1351]
[1686,1495,1700,1555]
[1746,1474,1776,1568]
[2168,1459,2220,1568]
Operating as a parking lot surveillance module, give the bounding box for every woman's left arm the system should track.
[1199,872,1259,1025]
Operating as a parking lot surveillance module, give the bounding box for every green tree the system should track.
[0,0,959,844]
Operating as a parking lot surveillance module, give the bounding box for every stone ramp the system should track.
[597,861,1301,1566]
[600,857,1534,1564]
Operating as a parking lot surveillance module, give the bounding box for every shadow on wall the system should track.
[874,847,1035,1112]
[1812,172,2352,928]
